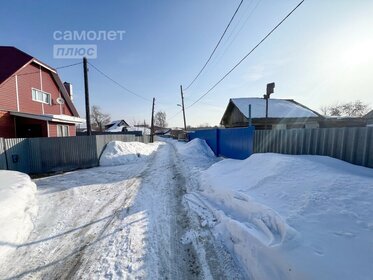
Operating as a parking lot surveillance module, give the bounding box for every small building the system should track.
[364,110,373,127]
[221,97,323,130]
[318,117,368,128]
[105,120,130,132]
[0,46,83,138]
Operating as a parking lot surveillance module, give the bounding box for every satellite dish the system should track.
[56,97,65,105]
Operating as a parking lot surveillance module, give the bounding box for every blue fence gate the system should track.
[188,126,255,160]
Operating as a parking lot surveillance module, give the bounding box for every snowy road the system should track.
[0,142,242,279]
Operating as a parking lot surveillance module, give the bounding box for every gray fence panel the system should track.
[254,127,373,168]
[0,138,7,170]
[35,136,98,173]
[3,138,30,173]
[0,134,149,174]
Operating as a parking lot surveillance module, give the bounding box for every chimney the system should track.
[63,82,73,100]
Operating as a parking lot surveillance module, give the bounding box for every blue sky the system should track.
[1,0,373,127]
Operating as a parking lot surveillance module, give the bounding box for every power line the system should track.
[55,61,83,69]
[168,110,183,121]
[88,62,151,102]
[184,0,244,91]
[0,61,83,89]
[214,0,262,64]
[187,0,305,109]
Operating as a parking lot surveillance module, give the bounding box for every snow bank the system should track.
[174,138,215,165]
[100,141,161,166]
[193,153,373,279]
[0,171,38,261]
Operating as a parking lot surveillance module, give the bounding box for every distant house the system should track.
[318,116,368,128]
[105,120,130,132]
[0,46,83,138]
[364,110,373,127]
[221,98,323,130]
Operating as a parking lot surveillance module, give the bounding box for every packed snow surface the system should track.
[0,141,242,279]
[191,153,373,279]
[100,141,161,166]
[0,171,37,262]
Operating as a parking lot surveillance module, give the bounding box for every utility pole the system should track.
[150,97,155,143]
[83,57,91,136]
[180,85,187,131]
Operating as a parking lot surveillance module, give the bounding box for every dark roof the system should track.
[0,46,79,117]
[0,46,33,85]
[50,72,79,117]
[364,110,373,119]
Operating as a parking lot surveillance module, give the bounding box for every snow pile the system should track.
[176,138,215,161]
[0,171,38,261]
[100,141,161,166]
[191,153,373,279]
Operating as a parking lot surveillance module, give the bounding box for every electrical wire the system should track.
[184,0,244,91]
[168,110,183,121]
[0,61,83,89]
[55,61,83,69]
[88,62,151,102]
[187,0,305,109]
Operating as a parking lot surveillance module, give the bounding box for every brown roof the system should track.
[0,46,79,117]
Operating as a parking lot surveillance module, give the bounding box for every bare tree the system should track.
[319,106,329,116]
[90,105,111,131]
[154,111,168,128]
[321,100,370,117]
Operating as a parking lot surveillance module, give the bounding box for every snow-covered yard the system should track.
[0,139,373,279]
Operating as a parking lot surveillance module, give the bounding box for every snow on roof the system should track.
[231,98,319,118]
[105,120,130,132]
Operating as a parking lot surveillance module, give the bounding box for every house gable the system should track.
[0,47,79,117]
[221,97,323,128]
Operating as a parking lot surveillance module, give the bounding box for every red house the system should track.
[0,46,83,138]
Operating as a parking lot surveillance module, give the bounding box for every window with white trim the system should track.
[31,88,51,104]
[57,125,69,137]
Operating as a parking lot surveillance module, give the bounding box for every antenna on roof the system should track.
[264,82,275,129]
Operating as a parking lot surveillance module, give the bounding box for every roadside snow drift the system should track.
[0,171,38,261]
[190,153,373,279]
[177,138,215,159]
[100,141,161,166]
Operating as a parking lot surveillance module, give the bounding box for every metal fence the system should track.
[0,135,150,174]
[254,127,373,168]
[188,127,255,160]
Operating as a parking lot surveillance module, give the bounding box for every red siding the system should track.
[48,122,76,137]
[49,122,57,137]
[0,61,78,138]
[0,76,17,111]
[16,63,74,116]
[69,124,76,136]
[0,110,15,138]
[41,68,73,116]
[17,63,44,114]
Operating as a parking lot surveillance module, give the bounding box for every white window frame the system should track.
[57,124,69,137]
[31,88,51,105]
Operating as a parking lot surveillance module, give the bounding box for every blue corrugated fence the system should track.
[188,126,255,160]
